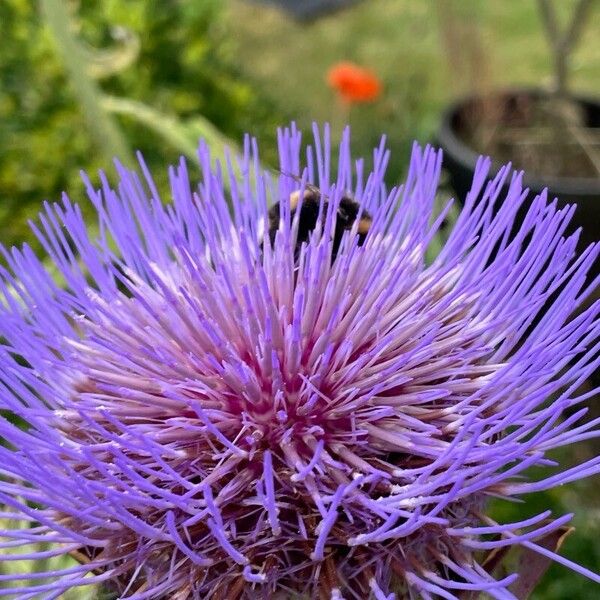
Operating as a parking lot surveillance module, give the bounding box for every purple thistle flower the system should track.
[1,123,599,599]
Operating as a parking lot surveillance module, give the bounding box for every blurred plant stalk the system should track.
[101,96,241,168]
[537,0,594,98]
[537,0,600,174]
[40,0,133,165]
[39,0,245,176]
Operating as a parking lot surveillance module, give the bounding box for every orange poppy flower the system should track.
[327,62,382,103]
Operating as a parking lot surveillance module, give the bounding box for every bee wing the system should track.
[275,169,328,201]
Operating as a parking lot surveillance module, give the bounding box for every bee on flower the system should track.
[0,124,599,599]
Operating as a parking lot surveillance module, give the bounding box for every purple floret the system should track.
[0,124,599,599]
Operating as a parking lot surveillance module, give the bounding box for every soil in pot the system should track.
[455,90,600,181]
[438,90,600,264]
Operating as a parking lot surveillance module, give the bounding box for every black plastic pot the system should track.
[437,89,600,257]
[248,0,362,21]
[438,90,600,389]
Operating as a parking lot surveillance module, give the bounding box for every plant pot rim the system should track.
[438,87,600,196]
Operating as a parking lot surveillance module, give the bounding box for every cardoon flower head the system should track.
[1,124,599,600]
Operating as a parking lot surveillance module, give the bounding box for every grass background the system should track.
[0,0,599,598]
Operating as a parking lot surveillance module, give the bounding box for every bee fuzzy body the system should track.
[266,185,371,262]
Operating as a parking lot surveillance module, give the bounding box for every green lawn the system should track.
[226,0,600,183]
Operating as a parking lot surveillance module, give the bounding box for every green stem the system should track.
[40,0,132,164]
[537,0,594,97]
[102,95,264,194]
[101,96,208,162]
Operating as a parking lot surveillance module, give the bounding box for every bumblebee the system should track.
[266,184,371,262]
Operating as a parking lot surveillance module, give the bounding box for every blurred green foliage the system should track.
[489,448,600,599]
[0,0,285,252]
[227,0,600,185]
